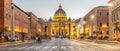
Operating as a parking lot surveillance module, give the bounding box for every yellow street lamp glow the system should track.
[108,3,112,6]
[91,15,94,19]
[83,21,86,24]
[78,24,81,28]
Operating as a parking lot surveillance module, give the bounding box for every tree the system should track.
[0,27,8,38]
[93,30,102,36]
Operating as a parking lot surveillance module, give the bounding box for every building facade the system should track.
[108,0,120,41]
[13,5,29,36]
[39,5,79,39]
[0,0,12,31]
[0,0,38,40]
[27,12,38,37]
[84,6,109,38]
[78,18,85,36]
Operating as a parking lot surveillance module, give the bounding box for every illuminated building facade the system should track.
[108,0,120,40]
[84,6,109,37]
[0,0,38,39]
[27,12,38,37]
[40,4,79,39]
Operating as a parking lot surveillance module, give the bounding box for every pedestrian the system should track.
[4,35,9,42]
[21,33,25,42]
[15,35,18,41]
[37,36,41,43]
[45,33,47,39]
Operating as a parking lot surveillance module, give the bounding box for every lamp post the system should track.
[11,3,15,41]
[78,24,81,39]
[108,2,113,40]
[91,15,94,36]
[28,17,31,40]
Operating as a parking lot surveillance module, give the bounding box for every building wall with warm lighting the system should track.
[26,12,38,37]
[38,18,44,36]
[78,18,84,35]
[84,6,109,37]
[0,0,12,29]
[12,5,29,36]
[0,0,33,38]
[39,5,79,39]
[108,0,120,40]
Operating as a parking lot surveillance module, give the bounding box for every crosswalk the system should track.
[2,46,75,50]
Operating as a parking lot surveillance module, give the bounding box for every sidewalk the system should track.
[80,39,120,45]
[0,40,35,48]
[72,39,120,50]
[73,39,120,47]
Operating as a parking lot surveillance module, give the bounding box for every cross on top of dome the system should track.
[59,4,62,9]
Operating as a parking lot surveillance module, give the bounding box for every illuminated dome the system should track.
[54,4,67,21]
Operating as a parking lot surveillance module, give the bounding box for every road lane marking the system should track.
[68,46,74,49]
[61,46,66,49]
[26,46,34,49]
[9,47,19,50]
[43,46,50,49]
[35,46,42,49]
[18,46,27,49]
[51,46,57,49]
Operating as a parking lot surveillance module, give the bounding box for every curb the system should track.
[0,40,34,48]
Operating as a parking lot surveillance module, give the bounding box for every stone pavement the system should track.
[81,40,120,45]
[0,40,35,48]
[0,38,120,51]
[72,39,120,47]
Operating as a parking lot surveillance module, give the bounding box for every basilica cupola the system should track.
[53,4,67,21]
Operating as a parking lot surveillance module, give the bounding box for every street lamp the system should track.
[91,15,94,36]
[91,15,94,19]
[28,17,31,40]
[78,24,81,39]
[108,3,112,7]
[11,3,15,41]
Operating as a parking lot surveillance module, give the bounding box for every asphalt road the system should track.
[0,38,120,51]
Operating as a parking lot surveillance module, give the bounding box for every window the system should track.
[45,26,48,32]
[119,11,120,20]
[107,23,109,26]
[6,13,8,17]
[73,26,75,28]
[114,14,116,21]
[107,31,109,35]
[117,12,119,20]
[100,23,102,27]
[112,14,114,22]
[99,12,101,16]
[107,12,109,16]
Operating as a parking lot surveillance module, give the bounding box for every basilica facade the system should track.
[39,4,79,39]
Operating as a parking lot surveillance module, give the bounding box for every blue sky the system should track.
[13,0,109,19]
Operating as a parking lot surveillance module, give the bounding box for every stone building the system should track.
[108,0,120,40]
[0,0,38,40]
[38,4,79,39]
[27,12,38,37]
[84,6,109,37]
[0,0,12,30]
[0,0,28,35]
